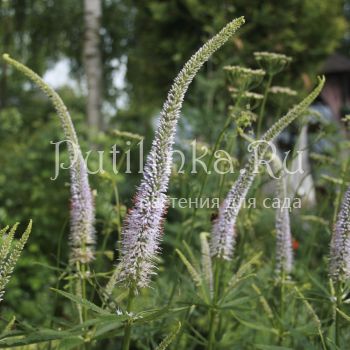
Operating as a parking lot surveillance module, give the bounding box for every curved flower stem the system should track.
[257,73,273,137]
[122,287,135,350]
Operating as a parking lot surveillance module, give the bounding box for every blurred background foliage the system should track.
[0,0,349,331]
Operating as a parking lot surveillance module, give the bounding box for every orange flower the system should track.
[292,239,299,250]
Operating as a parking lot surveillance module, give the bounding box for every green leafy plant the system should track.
[0,221,32,303]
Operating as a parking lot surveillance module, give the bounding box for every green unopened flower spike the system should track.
[3,54,95,264]
[0,221,32,302]
[118,17,245,289]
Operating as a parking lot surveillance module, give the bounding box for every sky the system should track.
[43,57,128,114]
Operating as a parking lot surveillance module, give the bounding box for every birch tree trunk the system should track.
[83,0,103,131]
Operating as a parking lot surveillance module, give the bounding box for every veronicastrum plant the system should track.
[2,15,346,350]
[1,16,246,349]
[3,54,96,327]
[3,54,96,267]
[114,16,245,350]
[177,75,324,349]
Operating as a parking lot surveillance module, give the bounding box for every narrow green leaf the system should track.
[51,288,110,315]
[0,329,72,346]
[231,313,278,334]
[336,308,350,322]
[58,337,84,350]
[255,345,293,350]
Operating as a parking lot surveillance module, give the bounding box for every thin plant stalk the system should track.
[218,132,237,199]
[208,259,221,350]
[257,73,273,137]
[335,281,342,348]
[278,270,286,345]
[122,287,135,350]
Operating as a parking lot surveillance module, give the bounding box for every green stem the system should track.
[257,74,273,137]
[81,263,88,322]
[278,271,286,345]
[207,308,216,350]
[208,260,221,350]
[75,262,83,324]
[122,287,135,350]
[75,261,88,350]
[218,133,236,199]
[335,282,341,348]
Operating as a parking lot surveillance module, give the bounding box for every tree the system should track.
[83,0,103,131]
[125,0,347,141]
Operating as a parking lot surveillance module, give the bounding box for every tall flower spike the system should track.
[210,77,325,259]
[272,154,293,276]
[118,17,245,289]
[3,55,95,264]
[330,185,350,281]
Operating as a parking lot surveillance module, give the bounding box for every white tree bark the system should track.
[83,0,103,131]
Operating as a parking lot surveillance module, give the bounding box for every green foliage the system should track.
[1,3,350,350]
[126,0,346,134]
[0,221,32,302]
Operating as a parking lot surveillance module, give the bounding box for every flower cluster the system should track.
[269,86,297,96]
[329,186,350,281]
[254,51,292,75]
[224,65,265,91]
[69,153,96,264]
[228,86,264,102]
